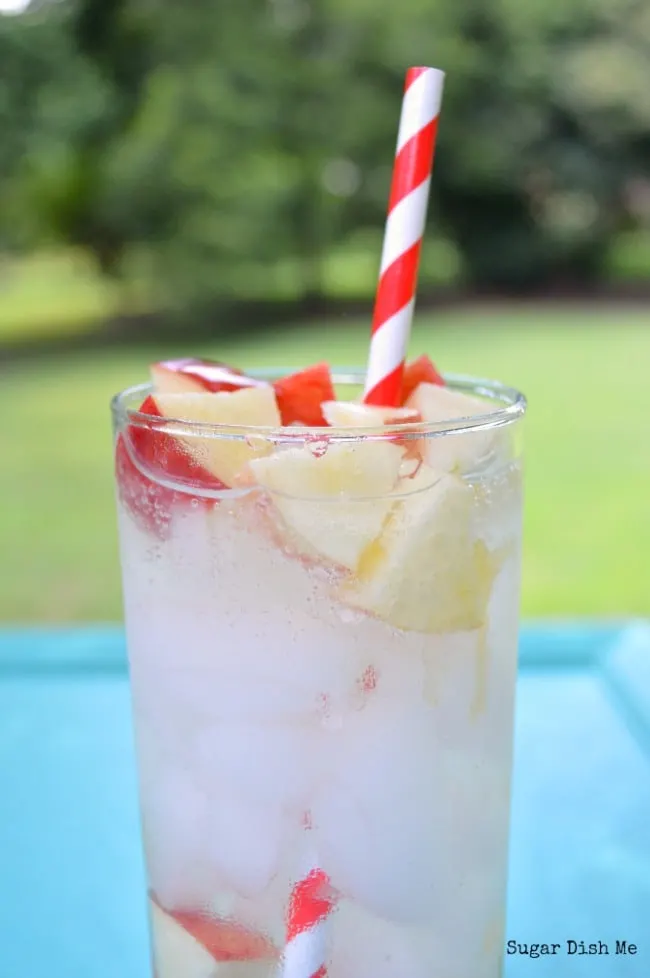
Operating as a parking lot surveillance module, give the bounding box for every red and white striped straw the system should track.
[363,66,445,406]
[280,71,444,977]
[281,855,334,978]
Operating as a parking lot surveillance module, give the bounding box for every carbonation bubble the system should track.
[306,437,329,459]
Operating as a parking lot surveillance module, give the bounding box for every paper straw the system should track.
[363,66,445,406]
[280,70,444,977]
[281,851,334,978]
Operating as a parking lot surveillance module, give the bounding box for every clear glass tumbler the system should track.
[111,371,526,978]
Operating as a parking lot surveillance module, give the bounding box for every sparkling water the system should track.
[117,454,523,977]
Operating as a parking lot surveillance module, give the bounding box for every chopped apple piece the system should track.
[150,902,218,978]
[116,396,224,536]
[405,382,501,474]
[273,363,336,426]
[172,909,276,965]
[406,381,493,421]
[322,402,423,463]
[152,359,335,425]
[151,361,206,395]
[154,387,281,486]
[400,354,445,403]
[150,901,276,978]
[151,359,263,395]
[321,401,420,427]
[340,467,499,633]
[249,441,404,570]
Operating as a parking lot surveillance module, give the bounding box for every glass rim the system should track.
[111,369,526,441]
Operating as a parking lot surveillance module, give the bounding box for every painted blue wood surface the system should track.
[0,623,648,977]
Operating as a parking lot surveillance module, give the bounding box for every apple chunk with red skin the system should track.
[118,364,330,533]
[151,358,336,428]
[272,362,336,426]
[149,899,277,978]
[153,387,281,486]
[115,396,225,537]
[400,354,445,404]
[151,359,265,395]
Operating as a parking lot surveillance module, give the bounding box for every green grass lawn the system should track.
[0,306,648,622]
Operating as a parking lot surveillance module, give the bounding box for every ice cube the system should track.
[420,629,491,744]
[311,683,513,927]
[123,501,372,722]
[139,755,216,910]
[203,787,288,900]
[136,715,300,909]
[472,459,523,553]
[194,719,320,814]
[418,557,519,761]
[311,697,443,923]
[475,554,521,755]
[330,894,504,978]
[138,716,307,902]
[328,900,431,978]
[207,841,313,950]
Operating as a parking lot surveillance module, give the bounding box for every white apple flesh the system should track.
[153,388,281,486]
[321,400,420,427]
[405,383,502,474]
[151,363,206,395]
[340,466,499,633]
[249,440,405,570]
[151,360,264,396]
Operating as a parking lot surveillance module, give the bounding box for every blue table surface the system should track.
[1,622,649,978]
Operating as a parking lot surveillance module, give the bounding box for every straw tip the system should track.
[406,66,445,81]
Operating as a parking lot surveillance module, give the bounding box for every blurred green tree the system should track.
[0,0,155,273]
[0,0,648,303]
[129,0,405,307]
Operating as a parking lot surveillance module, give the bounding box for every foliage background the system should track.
[0,0,648,621]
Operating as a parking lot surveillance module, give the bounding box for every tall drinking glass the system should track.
[111,371,526,978]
